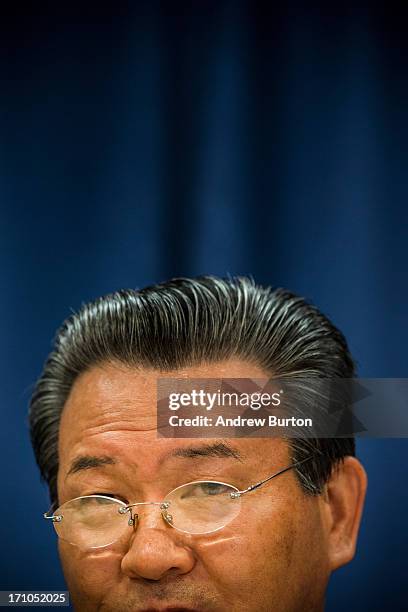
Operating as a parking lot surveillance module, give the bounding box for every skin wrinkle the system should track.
[56,359,365,612]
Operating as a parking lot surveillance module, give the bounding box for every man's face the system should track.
[57,359,331,612]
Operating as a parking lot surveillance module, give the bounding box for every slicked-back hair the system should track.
[29,275,356,508]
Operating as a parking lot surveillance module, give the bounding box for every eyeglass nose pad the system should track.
[128,513,138,527]
[161,510,173,525]
[159,501,173,526]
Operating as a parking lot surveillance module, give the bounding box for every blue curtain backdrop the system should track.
[1,3,407,611]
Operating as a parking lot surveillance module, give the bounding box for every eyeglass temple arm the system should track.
[43,502,60,520]
[235,455,314,496]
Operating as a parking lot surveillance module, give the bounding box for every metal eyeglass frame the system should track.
[43,455,314,537]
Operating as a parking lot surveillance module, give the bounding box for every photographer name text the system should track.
[167,415,313,428]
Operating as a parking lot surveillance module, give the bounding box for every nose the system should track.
[120,504,195,581]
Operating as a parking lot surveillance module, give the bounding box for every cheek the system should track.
[195,495,325,611]
[59,540,124,608]
[194,511,295,599]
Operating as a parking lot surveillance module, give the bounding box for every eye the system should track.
[180,482,231,499]
[90,493,127,503]
[199,482,229,496]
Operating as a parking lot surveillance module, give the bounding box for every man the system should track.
[29,275,367,612]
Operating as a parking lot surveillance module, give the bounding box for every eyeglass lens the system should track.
[52,482,241,549]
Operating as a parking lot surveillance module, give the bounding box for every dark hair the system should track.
[29,275,356,507]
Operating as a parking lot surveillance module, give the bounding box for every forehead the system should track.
[58,359,285,471]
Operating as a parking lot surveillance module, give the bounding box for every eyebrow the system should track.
[66,442,244,478]
[66,455,116,477]
[168,442,244,462]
